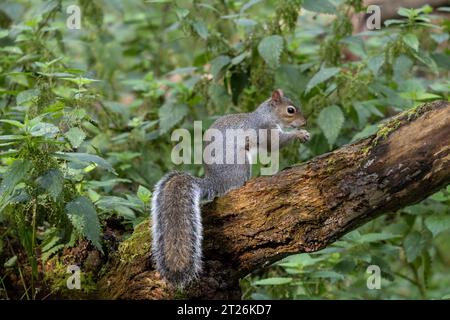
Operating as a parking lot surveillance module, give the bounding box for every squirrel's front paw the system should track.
[296,129,311,143]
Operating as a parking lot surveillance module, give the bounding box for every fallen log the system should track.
[97,100,450,299]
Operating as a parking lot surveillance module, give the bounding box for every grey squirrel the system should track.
[151,89,310,287]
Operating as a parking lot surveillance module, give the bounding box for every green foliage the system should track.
[137,185,152,205]
[317,105,344,146]
[65,196,102,252]
[305,67,340,93]
[425,214,450,237]
[0,159,31,213]
[0,0,448,299]
[64,127,86,148]
[36,168,64,201]
[258,35,284,69]
[302,0,336,14]
[158,103,189,134]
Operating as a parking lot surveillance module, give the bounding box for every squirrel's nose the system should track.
[300,118,307,127]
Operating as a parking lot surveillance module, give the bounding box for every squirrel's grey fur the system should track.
[151,90,310,287]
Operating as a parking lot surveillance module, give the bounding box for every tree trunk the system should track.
[96,100,450,299]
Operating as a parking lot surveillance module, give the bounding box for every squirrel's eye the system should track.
[287,106,296,114]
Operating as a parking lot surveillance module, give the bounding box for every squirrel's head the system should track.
[270,89,307,129]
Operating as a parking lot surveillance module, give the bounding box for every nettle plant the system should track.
[0,70,106,294]
[0,1,151,298]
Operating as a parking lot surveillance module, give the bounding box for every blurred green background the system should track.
[0,0,449,299]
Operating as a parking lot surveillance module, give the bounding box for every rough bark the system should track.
[97,100,450,300]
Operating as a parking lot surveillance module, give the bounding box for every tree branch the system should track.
[97,100,450,299]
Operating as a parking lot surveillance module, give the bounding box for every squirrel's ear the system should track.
[271,89,284,104]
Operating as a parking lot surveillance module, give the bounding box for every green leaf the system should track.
[96,196,141,211]
[38,0,59,16]
[208,84,231,108]
[351,125,378,142]
[368,55,384,76]
[431,33,449,44]
[41,244,65,262]
[0,30,9,39]
[210,55,231,79]
[359,233,400,243]
[41,232,61,252]
[240,0,262,13]
[137,185,152,204]
[231,52,249,65]
[403,231,424,263]
[305,67,340,93]
[419,5,433,14]
[95,195,140,220]
[2,47,24,55]
[250,293,271,300]
[412,50,438,74]
[258,35,284,69]
[253,277,293,285]
[310,271,345,280]
[278,253,325,268]
[61,77,100,86]
[114,205,136,220]
[87,189,101,203]
[235,18,257,28]
[425,215,450,236]
[317,105,345,146]
[429,191,447,202]
[30,122,59,138]
[401,91,441,101]
[175,8,189,19]
[54,152,116,174]
[4,255,17,268]
[303,0,336,14]
[158,103,188,134]
[353,102,371,127]
[384,19,407,27]
[66,196,102,252]
[192,20,208,40]
[16,89,40,105]
[65,127,86,148]
[0,159,31,212]
[334,259,358,274]
[0,119,25,128]
[275,64,308,99]
[398,7,412,18]
[0,135,25,141]
[167,67,197,76]
[403,33,419,52]
[196,3,220,14]
[37,169,64,201]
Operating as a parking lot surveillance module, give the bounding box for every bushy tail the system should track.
[151,171,203,287]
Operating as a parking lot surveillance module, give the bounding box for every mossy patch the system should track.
[357,101,440,156]
[45,260,97,299]
[117,219,151,264]
[372,118,402,146]
[371,101,437,148]
[326,157,337,174]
